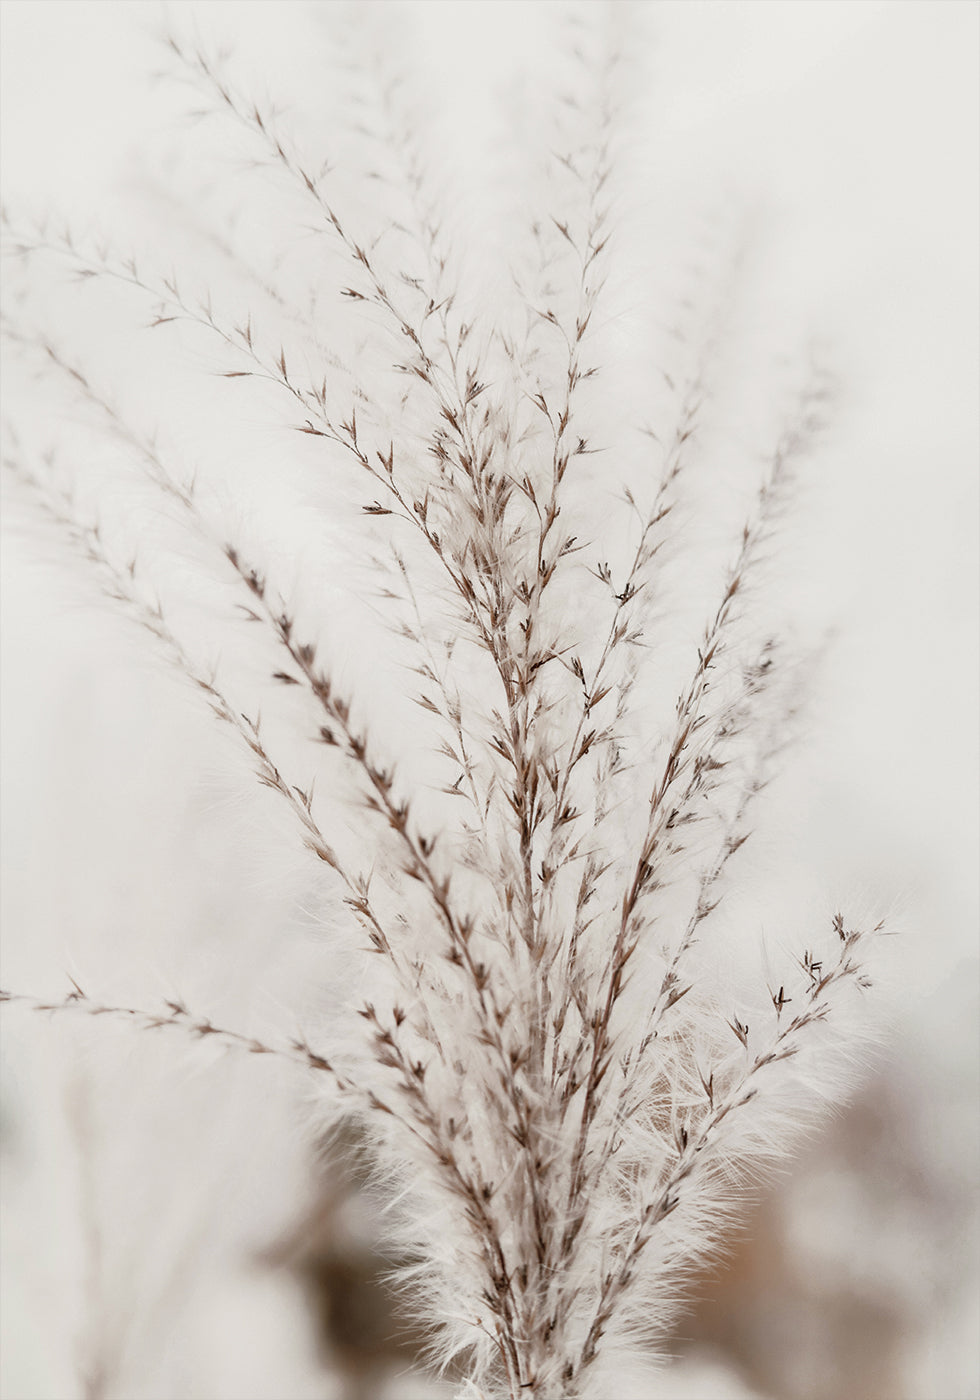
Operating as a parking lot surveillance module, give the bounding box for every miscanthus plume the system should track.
[1,5,886,1396]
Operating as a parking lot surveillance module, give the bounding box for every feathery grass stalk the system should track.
[2,7,886,1397]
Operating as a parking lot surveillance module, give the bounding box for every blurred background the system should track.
[2,3,977,1398]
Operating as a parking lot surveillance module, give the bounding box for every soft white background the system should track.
[2,3,977,1398]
